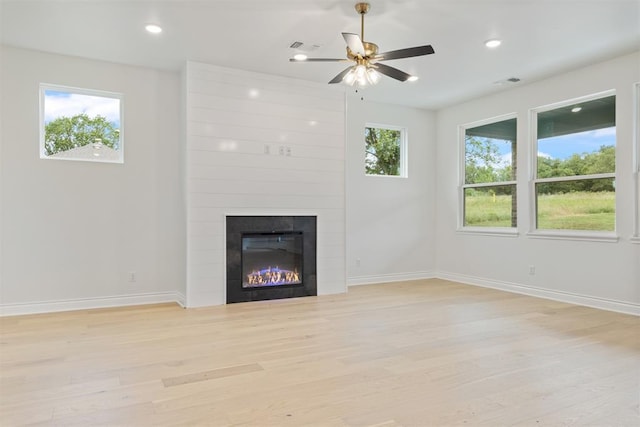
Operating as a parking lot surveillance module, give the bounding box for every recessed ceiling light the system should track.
[407,76,419,82]
[485,39,502,48]
[571,106,582,113]
[145,24,163,34]
[293,53,308,61]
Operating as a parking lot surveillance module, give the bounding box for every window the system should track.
[365,124,407,176]
[461,116,517,229]
[532,92,615,233]
[40,84,123,163]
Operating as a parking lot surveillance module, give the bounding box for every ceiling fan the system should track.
[289,2,435,87]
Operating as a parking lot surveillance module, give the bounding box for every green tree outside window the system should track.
[365,127,403,176]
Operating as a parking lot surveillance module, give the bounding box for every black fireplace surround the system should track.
[226,216,317,303]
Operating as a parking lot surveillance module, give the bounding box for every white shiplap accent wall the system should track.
[185,62,346,307]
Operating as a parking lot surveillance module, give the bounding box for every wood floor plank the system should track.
[162,363,264,387]
[1,279,638,426]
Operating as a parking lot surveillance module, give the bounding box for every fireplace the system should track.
[226,216,317,303]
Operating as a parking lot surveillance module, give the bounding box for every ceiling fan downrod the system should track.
[355,2,370,42]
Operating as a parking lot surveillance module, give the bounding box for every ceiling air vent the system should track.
[289,41,321,52]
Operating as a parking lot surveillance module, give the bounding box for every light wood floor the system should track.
[1,279,639,426]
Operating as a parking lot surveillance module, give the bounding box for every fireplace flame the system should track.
[245,266,300,287]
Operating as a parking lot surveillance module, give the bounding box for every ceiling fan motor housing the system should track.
[346,42,379,60]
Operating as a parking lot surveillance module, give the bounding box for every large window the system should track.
[461,116,517,229]
[532,92,616,233]
[40,84,123,163]
[365,124,407,177]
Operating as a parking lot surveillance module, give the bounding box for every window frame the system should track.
[458,113,519,235]
[39,83,124,164]
[364,123,408,178]
[528,90,618,242]
[633,82,640,243]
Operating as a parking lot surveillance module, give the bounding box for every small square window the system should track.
[365,125,407,177]
[40,84,123,163]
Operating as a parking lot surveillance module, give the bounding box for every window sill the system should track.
[364,174,408,179]
[630,236,640,244]
[457,227,519,238]
[526,230,619,243]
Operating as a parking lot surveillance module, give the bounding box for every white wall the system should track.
[435,52,640,313]
[346,93,436,284]
[185,62,346,307]
[0,46,185,314]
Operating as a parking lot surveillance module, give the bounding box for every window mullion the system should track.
[463,181,517,189]
[534,173,615,184]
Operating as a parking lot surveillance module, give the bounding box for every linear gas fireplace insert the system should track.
[242,232,303,288]
[226,216,317,303]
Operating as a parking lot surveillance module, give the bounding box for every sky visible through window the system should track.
[488,127,615,163]
[537,127,615,159]
[44,90,120,126]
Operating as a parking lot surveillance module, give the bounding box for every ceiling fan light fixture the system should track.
[343,68,357,85]
[367,68,381,84]
[342,64,380,87]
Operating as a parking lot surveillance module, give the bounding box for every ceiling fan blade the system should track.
[373,63,412,82]
[289,58,348,62]
[374,45,435,61]
[342,32,365,56]
[328,67,354,84]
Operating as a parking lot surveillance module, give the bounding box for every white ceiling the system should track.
[1,0,639,109]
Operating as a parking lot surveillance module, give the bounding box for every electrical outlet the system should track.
[356,258,361,267]
[129,272,137,282]
[528,265,535,275]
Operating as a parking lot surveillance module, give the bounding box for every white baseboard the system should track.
[4,274,637,317]
[0,291,186,317]
[436,271,640,316]
[348,271,436,286]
